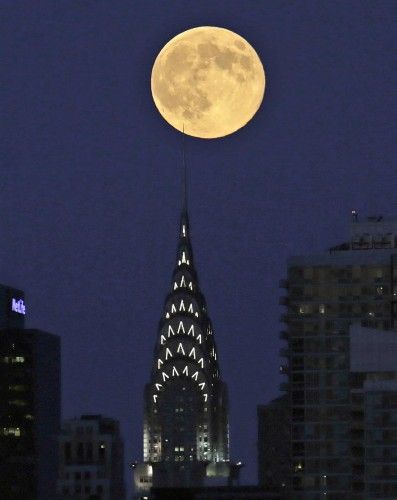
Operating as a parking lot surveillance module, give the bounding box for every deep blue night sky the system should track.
[1,0,396,492]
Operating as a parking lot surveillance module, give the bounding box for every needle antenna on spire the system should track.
[182,124,188,212]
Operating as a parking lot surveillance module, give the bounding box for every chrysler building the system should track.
[134,206,232,495]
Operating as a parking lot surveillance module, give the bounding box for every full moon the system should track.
[151,26,265,139]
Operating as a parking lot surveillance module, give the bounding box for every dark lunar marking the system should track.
[165,44,194,74]
[236,73,245,83]
[197,42,220,61]
[214,48,237,71]
[234,40,246,51]
[240,55,253,71]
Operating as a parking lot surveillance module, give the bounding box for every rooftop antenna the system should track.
[182,124,188,213]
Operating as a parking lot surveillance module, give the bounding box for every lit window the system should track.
[319,304,325,314]
[9,399,27,407]
[3,427,21,437]
[3,356,25,364]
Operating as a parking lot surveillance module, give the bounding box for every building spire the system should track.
[182,124,187,214]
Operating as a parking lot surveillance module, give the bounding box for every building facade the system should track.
[280,214,397,498]
[57,415,125,500]
[0,284,61,499]
[134,208,231,496]
[257,395,289,491]
[350,324,397,499]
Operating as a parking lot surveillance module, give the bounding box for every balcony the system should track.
[279,330,288,340]
[280,313,290,323]
[279,364,289,374]
[280,382,289,392]
[280,347,290,358]
[279,279,289,288]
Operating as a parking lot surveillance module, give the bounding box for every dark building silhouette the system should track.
[134,208,233,496]
[150,485,284,500]
[257,395,289,491]
[279,215,397,498]
[57,415,125,500]
[0,284,60,499]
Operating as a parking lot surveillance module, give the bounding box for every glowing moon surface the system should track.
[151,26,265,139]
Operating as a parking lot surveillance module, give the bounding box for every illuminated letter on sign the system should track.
[12,298,26,315]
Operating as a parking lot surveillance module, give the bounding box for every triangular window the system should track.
[160,335,166,345]
[182,365,189,376]
[168,325,175,337]
[189,347,196,359]
[166,348,173,360]
[171,304,177,313]
[179,300,185,311]
[198,358,204,368]
[191,371,199,381]
[177,343,185,355]
[172,366,179,377]
[177,321,185,334]
[162,372,169,382]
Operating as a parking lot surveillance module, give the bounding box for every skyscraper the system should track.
[134,208,231,495]
[0,283,61,500]
[280,214,397,498]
